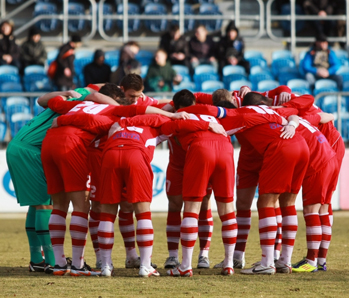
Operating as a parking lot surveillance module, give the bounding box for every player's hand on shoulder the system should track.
[208,122,227,137]
[279,92,291,104]
[238,86,251,98]
[280,124,295,139]
[66,90,82,99]
[172,111,190,120]
[51,118,58,128]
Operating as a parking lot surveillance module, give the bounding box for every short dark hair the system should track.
[70,34,81,43]
[125,40,140,48]
[215,100,236,109]
[173,89,196,110]
[212,89,231,106]
[242,92,265,106]
[99,83,125,101]
[120,74,144,91]
[115,97,132,106]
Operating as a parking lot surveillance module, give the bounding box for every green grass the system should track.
[0,212,348,298]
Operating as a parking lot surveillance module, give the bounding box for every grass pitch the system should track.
[0,212,348,298]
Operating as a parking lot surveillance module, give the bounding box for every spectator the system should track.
[218,21,250,74]
[110,58,141,85]
[53,34,82,91]
[118,41,140,67]
[0,20,21,69]
[144,49,182,92]
[159,24,189,68]
[303,0,336,37]
[83,49,111,85]
[188,24,218,73]
[302,33,342,90]
[20,27,47,73]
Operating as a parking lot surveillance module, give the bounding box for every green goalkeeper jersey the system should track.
[12,88,91,149]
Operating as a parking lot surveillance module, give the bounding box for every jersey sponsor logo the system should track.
[269,123,282,130]
[113,131,140,141]
[3,171,16,198]
[317,135,327,144]
[152,164,166,197]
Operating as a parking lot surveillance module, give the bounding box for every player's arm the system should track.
[119,114,171,128]
[84,92,120,106]
[178,105,227,119]
[145,106,190,120]
[194,92,213,105]
[157,99,172,104]
[37,90,82,107]
[280,115,299,139]
[282,94,315,111]
[161,103,175,112]
[303,112,333,125]
[47,95,84,114]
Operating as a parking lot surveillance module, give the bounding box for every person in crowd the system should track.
[188,24,218,73]
[110,58,142,86]
[53,34,82,91]
[218,21,250,75]
[159,24,189,68]
[302,33,342,90]
[83,49,111,85]
[118,41,140,67]
[0,20,21,69]
[144,49,182,92]
[20,27,47,73]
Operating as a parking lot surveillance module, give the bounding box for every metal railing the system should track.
[266,0,349,54]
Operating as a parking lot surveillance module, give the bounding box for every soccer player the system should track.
[5,85,114,274]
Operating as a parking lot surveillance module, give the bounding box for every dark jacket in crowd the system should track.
[145,60,176,92]
[21,38,47,71]
[83,50,111,85]
[188,35,217,61]
[303,0,334,15]
[0,25,21,68]
[159,32,189,66]
[54,42,75,89]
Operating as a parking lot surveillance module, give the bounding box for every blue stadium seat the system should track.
[287,78,312,94]
[68,2,86,32]
[193,73,219,90]
[117,3,141,32]
[201,80,224,92]
[74,49,94,76]
[244,51,267,69]
[0,74,21,86]
[23,74,52,92]
[250,65,272,76]
[24,65,46,76]
[172,4,195,32]
[340,116,349,142]
[173,81,196,92]
[222,65,247,88]
[135,50,154,66]
[199,4,222,32]
[105,50,120,68]
[172,65,191,82]
[257,80,279,92]
[271,50,293,60]
[144,3,168,33]
[140,65,149,79]
[314,79,339,96]
[34,2,58,32]
[99,3,114,31]
[244,50,263,60]
[271,57,296,77]
[10,112,33,137]
[5,97,30,121]
[194,64,217,75]
[47,49,59,66]
[334,49,349,67]
[0,119,6,142]
[0,65,19,75]
[336,66,349,83]
[34,98,45,116]
[229,80,252,91]
[223,74,248,89]
[249,72,274,91]
[277,67,301,85]
[320,95,348,114]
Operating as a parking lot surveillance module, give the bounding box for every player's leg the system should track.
[89,200,101,268]
[197,193,213,269]
[98,203,119,277]
[274,200,282,261]
[318,203,330,271]
[216,199,236,276]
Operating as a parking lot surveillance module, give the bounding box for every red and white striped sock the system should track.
[180,212,198,269]
[234,209,251,261]
[89,210,101,264]
[98,212,116,268]
[166,211,181,258]
[220,212,237,268]
[198,209,213,258]
[328,204,333,226]
[118,210,138,260]
[258,207,277,268]
[279,206,298,265]
[70,211,88,269]
[274,207,282,260]
[318,213,331,265]
[49,209,67,267]
[304,213,322,266]
[136,212,154,269]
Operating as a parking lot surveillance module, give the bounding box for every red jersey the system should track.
[135,95,159,106]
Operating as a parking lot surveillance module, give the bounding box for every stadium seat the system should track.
[5,97,30,121]
[33,98,45,116]
[222,65,247,88]
[74,49,94,76]
[116,3,141,32]
[244,50,264,60]
[271,50,293,60]
[173,81,196,92]
[193,73,220,90]
[0,65,19,75]
[68,2,86,32]
[33,2,58,32]
[0,119,6,142]
[201,80,224,92]
[10,112,33,137]
[99,3,114,31]
[334,49,349,66]
[198,4,222,32]
[250,65,272,76]
[24,65,46,76]
[135,50,154,66]
[287,78,312,95]
[0,74,21,86]
[23,74,52,92]
[105,50,120,68]
[320,95,348,114]
[172,65,191,82]
[194,64,217,75]
[140,65,149,79]
[277,67,301,85]
[336,66,349,83]
[144,3,168,33]
[271,57,296,77]
[223,74,248,89]
[229,80,252,91]
[257,80,279,92]
[0,82,23,95]
[314,79,339,96]
[172,4,195,32]
[244,51,267,69]
[249,72,274,91]
[47,49,59,66]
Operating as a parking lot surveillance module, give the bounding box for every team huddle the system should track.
[6,73,343,277]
